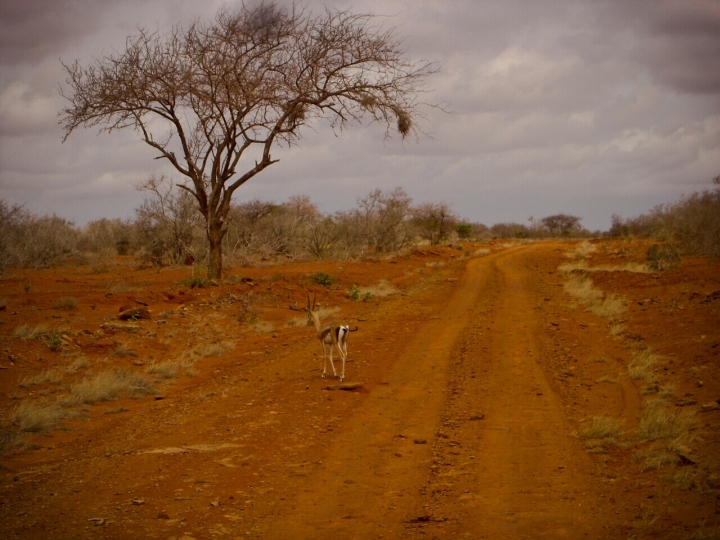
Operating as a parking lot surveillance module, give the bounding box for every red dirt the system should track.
[1,239,719,539]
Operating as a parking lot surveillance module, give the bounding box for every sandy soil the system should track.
[1,239,719,539]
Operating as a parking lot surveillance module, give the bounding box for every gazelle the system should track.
[306,292,357,382]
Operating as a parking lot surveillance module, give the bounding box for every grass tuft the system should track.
[64,370,156,405]
[52,297,78,310]
[17,370,64,387]
[10,401,71,433]
[578,415,623,440]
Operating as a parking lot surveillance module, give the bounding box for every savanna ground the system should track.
[1,238,719,539]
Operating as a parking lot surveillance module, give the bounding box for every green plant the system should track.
[363,291,373,302]
[45,331,65,352]
[348,284,360,301]
[24,283,31,293]
[456,223,473,239]
[646,243,680,271]
[309,272,335,287]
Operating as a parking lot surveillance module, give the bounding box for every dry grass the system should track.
[112,343,138,357]
[637,400,696,444]
[628,349,660,384]
[590,294,626,318]
[473,248,491,257]
[0,430,22,455]
[566,240,597,260]
[686,528,720,540]
[198,341,235,357]
[251,321,275,334]
[52,296,78,310]
[563,275,626,319]
[578,415,623,440]
[146,360,196,379]
[17,369,64,387]
[63,370,156,405]
[64,356,91,374]
[13,323,51,340]
[358,279,397,298]
[609,322,626,337]
[559,261,650,273]
[564,274,602,303]
[10,401,72,433]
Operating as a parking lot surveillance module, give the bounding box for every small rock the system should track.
[706,475,720,490]
[678,452,698,466]
[413,439,427,445]
[469,413,485,421]
[210,500,220,507]
[118,306,151,320]
[154,395,166,401]
[157,511,170,520]
[88,518,106,526]
[701,402,719,412]
[676,399,698,407]
[697,380,704,388]
[130,498,145,506]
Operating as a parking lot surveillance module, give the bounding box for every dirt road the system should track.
[3,240,719,539]
[261,244,617,539]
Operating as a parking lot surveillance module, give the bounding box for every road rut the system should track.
[265,245,619,539]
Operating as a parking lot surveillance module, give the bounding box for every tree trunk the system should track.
[207,221,224,280]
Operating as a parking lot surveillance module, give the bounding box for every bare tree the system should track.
[59,3,436,278]
[354,187,414,252]
[412,202,458,245]
[134,175,205,266]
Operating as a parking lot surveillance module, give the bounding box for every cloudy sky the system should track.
[1,0,719,231]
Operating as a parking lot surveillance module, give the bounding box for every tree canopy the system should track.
[60,2,436,277]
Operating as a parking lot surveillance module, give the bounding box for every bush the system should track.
[610,175,720,258]
[646,243,680,271]
[456,223,473,239]
[309,272,335,287]
[348,284,360,300]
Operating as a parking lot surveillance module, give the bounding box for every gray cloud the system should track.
[0,0,719,231]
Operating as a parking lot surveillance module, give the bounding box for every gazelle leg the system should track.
[328,344,338,378]
[321,342,327,378]
[337,338,347,382]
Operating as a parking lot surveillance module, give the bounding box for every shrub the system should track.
[456,223,473,239]
[646,243,680,271]
[309,272,335,287]
[412,202,458,245]
[348,284,360,301]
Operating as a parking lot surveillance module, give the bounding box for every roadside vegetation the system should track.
[558,240,710,507]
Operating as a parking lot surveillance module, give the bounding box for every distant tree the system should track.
[540,214,582,236]
[455,223,473,239]
[412,202,458,245]
[354,188,414,252]
[490,222,531,239]
[60,3,435,278]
